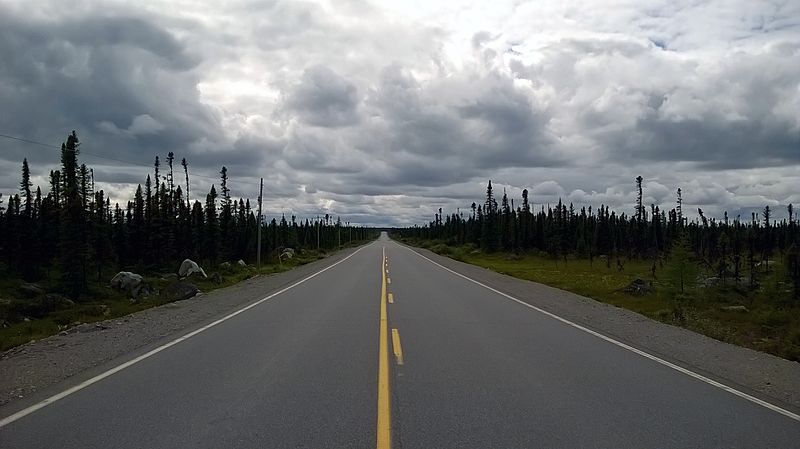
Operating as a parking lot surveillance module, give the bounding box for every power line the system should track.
[0,133,61,149]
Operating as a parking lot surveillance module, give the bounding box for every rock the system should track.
[44,293,74,308]
[19,283,45,298]
[211,272,223,285]
[220,262,232,269]
[699,277,721,288]
[179,259,207,278]
[237,259,247,267]
[164,281,200,301]
[623,278,652,296]
[721,305,749,313]
[110,272,146,298]
[280,248,295,260]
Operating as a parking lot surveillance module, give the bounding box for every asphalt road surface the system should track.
[1,233,798,448]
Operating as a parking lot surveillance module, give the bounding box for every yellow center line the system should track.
[391,329,404,365]
[388,293,394,304]
[377,246,392,449]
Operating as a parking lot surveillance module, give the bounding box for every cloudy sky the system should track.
[1,0,798,226]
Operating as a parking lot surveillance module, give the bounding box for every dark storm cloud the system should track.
[284,65,361,127]
[357,63,563,188]
[627,116,799,169]
[455,75,558,167]
[0,4,225,187]
[274,61,565,193]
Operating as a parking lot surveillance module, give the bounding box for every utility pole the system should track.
[257,178,263,269]
[316,215,320,249]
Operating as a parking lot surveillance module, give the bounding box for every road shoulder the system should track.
[400,243,800,413]
[0,245,368,414]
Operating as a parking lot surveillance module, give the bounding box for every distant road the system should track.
[1,233,798,448]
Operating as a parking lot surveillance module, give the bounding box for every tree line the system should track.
[0,131,374,299]
[395,180,800,297]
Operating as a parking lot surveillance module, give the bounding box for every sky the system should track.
[0,0,798,227]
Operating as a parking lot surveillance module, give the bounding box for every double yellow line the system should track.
[377,246,405,448]
[377,247,392,449]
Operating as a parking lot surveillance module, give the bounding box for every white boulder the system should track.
[237,259,247,267]
[110,272,146,298]
[280,248,295,260]
[179,259,207,278]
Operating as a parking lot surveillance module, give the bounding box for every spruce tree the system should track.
[219,167,233,259]
[190,200,204,258]
[49,170,62,206]
[167,152,175,196]
[181,158,190,207]
[91,190,114,283]
[635,176,644,223]
[154,156,160,191]
[203,185,220,264]
[763,205,772,271]
[132,184,145,264]
[17,159,35,279]
[59,131,86,298]
[481,180,498,251]
[79,163,90,212]
[20,158,32,218]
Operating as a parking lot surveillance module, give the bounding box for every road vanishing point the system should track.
[1,233,799,448]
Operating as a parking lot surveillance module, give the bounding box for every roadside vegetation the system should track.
[0,131,377,351]
[395,180,800,361]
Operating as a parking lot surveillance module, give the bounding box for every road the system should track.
[1,233,798,448]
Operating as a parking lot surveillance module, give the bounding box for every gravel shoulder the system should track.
[401,243,800,414]
[0,245,365,415]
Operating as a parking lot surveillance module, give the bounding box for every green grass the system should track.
[0,244,364,352]
[402,238,800,362]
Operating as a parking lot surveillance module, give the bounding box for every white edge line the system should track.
[0,243,372,428]
[399,244,800,423]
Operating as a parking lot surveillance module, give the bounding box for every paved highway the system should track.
[1,233,798,448]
